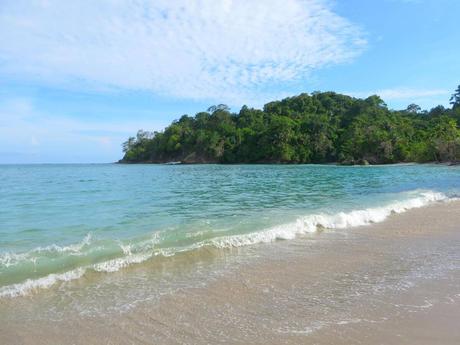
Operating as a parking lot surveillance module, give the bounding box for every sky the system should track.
[0,0,459,163]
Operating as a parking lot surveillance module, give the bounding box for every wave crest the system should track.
[0,190,451,298]
[209,191,448,248]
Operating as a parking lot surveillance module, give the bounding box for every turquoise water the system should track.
[0,163,459,297]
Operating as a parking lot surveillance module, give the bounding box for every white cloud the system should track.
[0,98,166,163]
[0,0,365,103]
[348,88,449,100]
[389,0,422,4]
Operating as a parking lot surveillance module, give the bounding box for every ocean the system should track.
[1,163,459,299]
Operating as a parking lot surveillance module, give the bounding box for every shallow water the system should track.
[1,202,460,345]
[0,163,459,297]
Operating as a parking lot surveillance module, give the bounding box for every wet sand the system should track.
[1,201,460,344]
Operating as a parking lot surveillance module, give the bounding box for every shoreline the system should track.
[1,201,460,344]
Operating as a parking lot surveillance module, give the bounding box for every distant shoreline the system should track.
[116,160,460,166]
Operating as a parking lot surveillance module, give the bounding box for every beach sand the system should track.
[1,201,460,344]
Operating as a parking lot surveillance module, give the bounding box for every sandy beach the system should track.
[1,200,460,345]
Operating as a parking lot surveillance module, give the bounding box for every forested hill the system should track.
[120,86,460,165]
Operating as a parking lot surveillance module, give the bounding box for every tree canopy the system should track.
[121,86,460,165]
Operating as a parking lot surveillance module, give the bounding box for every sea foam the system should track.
[209,191,449,248]
[0,268,86,298]
[0,233,93,269]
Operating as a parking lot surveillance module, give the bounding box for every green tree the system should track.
[120,86,460,165]
[450,85,460,109]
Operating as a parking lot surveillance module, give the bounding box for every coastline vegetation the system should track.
[121,86,460,164]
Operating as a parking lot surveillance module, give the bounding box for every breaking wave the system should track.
[209,190,449,247]
[0,190,453,298]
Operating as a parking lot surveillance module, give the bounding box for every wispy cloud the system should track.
[372,88,448,100]
[0,98,166,163]
[347,87,449,101]
[388,0,422,4]
[0,0,366,104]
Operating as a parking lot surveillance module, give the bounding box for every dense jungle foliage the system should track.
[121,86,460,164]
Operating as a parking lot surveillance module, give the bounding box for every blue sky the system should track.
[0,0,459,163]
